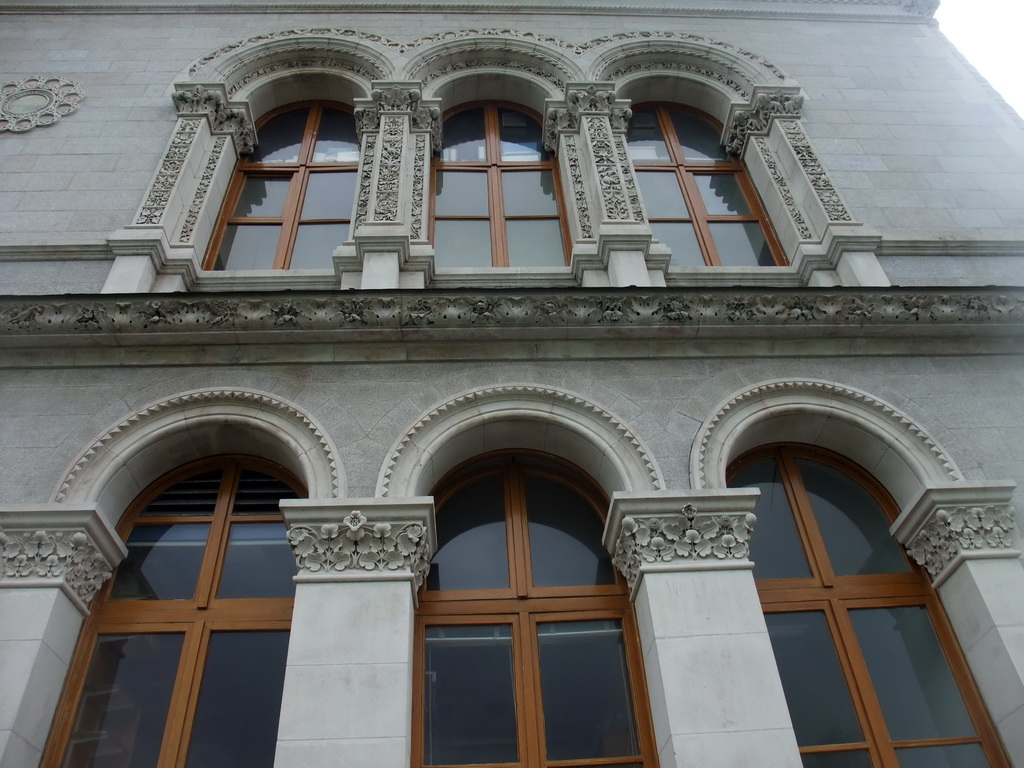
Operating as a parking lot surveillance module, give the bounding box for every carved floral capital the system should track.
[172,83,255,154]
[725,89,804,156]
[605,490,760,594]
[283,498,435,588]
[544,82,632,152]
[893,483,1020,586]
[355,82,441,151]
[0,506,125,614]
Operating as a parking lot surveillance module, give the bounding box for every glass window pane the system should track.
[502,170,558,216]
[896,744,989,768]
[537,620,639,761]
[313,108,359,162]
[499,108,545,162]
[301,171,356,221]
[850,606,976,742]
[669,110,728,162]
[506,220,564,267]
[435,171,489,216]
[233,177,290,217]
[651,221,704,267]
[800,752,874,768]
[185,632,290,768]
[62,633,183,768]
[290,223,345,269]
[636,171,689,219]
[709,222,774,267]
[427,473,509,590]
[442,107,486,162]
[433,220,493,268]
[525,474,615,587]
[626,109,670,161]
[796,459,908,576]
[231,470,298,515]
[215,224,280,270]
[424,625,518,765]
[696,175,752,215]
[217,523,295,598]
[730,458,811,580]
[249,109,309,163]
[139,470,221,517]
[110,524,209,600]
[765,612,863,746]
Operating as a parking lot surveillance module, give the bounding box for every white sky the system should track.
[934,0,1024,118]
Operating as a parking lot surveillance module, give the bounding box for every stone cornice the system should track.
[0,288,1021,349]
[0,1,939,22]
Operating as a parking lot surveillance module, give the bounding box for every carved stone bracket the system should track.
[173,82,255,155]
[0,505,126,615]
[892,483,1020,587]
[603,490,760,596]
[724,88,804,156]
[282,498,436,590]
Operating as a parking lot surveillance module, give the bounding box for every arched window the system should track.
[432,104,569,268]
[45,457,303,768]
[414,455,656,768]
[728,444,1008,768]
[627,105,785,268]
[206,102,359,271]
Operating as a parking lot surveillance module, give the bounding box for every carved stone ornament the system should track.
[173,84,255,155]
[0,75,84,133]
[355,83,441,151]
[611,504,757,590]
[778,119,853,223]
[754,136,813,240]
[288,510,431,586]
[544,83,632,152]
[0,528,113,609]
[2,289,1023,341]
[725,91,804,155]
[906,504,1018,579]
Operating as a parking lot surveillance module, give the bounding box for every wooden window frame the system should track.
[204,102,358,271]
[630,104,786,267]
[42,456,304,768]
[728,444,1008,768]
[413,455,658,768]
[430,103,571,268]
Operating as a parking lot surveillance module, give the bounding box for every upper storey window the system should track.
[627,105,785,268]
[206,103,358,271]
[432,104,568,268]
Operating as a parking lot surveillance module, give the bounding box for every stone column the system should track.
[544,83,664,287]
[893,482,1024,764]
[0,505,125,768]
[336,83,440,290]
[105,83,254,293]
[277,497,435,768]
[603,489,802,768]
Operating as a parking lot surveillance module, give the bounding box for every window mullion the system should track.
[507,465,532,598]
[160,620,208,768]
[193,465,236,609]
[274,169,306,270]
[490,165,508,267]
[678,169,719,266]
[521,611,546,768]
[778,447,837,587]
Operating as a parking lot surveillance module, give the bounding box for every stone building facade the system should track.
[1,1,1023,767]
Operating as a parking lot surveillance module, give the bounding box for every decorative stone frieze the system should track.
[725,89,804,155]
[0,75,83,133]
[0,506,125,614]
[893,483,1020,586]
[604,490,760,595]
[2,289,1022,341]
[282,498,435,589]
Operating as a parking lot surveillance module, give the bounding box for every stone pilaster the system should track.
[603,489,801,768]
[892,482,1024,764]
[0,505,125,768]
[545,83,663,287]
[275,497,435,768]
[337,82,440,289]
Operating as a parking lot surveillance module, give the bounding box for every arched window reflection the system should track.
[729,444,1008,768]
[415,455,656,768]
